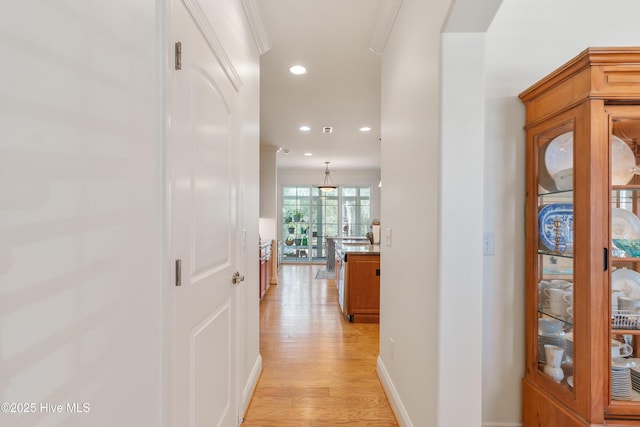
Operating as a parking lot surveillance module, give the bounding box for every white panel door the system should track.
[170,1,240,426]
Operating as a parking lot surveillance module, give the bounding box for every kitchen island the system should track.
[335,241,380,323]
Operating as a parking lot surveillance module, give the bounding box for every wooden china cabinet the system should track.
[520,48,640,426]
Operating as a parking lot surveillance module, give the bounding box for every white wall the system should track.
[376,0,451,425]
[438,32,485,427]
[259,145,279,241]
[0,0,261,425]
[481,0,640,425]
[0,1,162,426]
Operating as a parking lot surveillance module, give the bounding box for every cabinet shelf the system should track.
[538,250,574,259]
[538,189,574,197]
[611,329,640,335]
[612,185,640,191]
[538,309,574,327]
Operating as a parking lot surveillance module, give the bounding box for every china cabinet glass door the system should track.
[535,121,575,392]
[607,106,640,411]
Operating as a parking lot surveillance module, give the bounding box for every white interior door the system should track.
[169,1,241,426]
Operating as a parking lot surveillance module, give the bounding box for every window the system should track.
[281,185,371,262]
[341,187,371,237]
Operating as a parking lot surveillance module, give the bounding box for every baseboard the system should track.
[241,354,262,418]
[376,356,413,427]
[481,422,522,427]
[376,357,522,427]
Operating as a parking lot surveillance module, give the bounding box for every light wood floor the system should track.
[241,264,398,427]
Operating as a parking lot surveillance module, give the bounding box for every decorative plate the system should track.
[538,203,573,251]
[612,267,640,294]
[612,136,635,185]
[544,132,573,177]
[612,208,640,240]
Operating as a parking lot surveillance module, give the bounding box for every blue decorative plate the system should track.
[538,203,573,251]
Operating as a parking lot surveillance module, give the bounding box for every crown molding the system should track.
[369,0,403,55]
[242,0,272,55]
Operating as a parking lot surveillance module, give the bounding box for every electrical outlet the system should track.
[385,228,392,247]
[483,232,495,256]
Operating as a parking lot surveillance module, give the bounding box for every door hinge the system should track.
[175,259,182,286]
[175,41,182,70]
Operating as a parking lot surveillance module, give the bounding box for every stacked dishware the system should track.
[631,366,640,394]
[564,332,574,360]
[539,280,572,311]
[611,359,640,398]
[612,366,633,400]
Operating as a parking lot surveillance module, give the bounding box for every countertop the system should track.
[335,241,380,256]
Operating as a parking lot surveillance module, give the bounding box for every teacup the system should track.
[550,279,572,289]
[612,340,633,358]
[538,281,553,307]
[546,288,572,317]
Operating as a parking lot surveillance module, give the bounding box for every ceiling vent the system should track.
[322,126,333,134]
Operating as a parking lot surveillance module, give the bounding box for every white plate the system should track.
[612,208,640,240]
[612,136,636,185]
[612,268,640,294]
[545,132,573,177]
[545,133,635,185]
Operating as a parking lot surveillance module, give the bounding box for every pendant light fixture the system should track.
[317,161,337,192]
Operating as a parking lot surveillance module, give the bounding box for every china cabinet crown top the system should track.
[519,47,640,126]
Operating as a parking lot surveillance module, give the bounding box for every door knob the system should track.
[232,271,245,285]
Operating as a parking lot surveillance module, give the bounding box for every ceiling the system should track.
[258,0,387,172]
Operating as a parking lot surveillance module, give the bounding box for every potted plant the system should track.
[293,209,303,222]
[284,211,293,224]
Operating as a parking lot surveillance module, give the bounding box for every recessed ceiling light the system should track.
[359,126,371,132]
[289,65,307,75]
[304,152,313,156]
[299,126,311,132]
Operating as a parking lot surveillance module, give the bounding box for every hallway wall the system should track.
[0,1,163,425]
[0,1,261,425]
[377,0,452,426]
